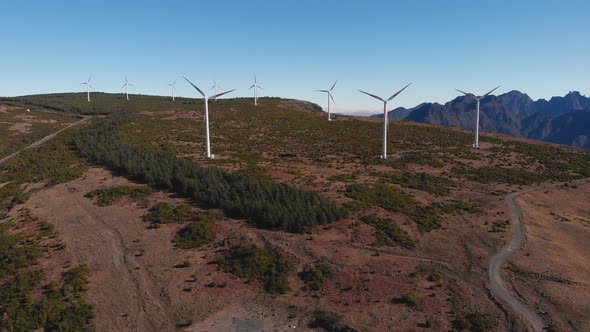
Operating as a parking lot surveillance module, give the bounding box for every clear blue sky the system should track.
[1,0,589,114]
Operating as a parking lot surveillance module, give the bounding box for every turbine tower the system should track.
[183,77,235,159]
[455,86,501,148]
[358,83,412,160]
[249,75,263,106]
[168,79,177,101]
[210,80,223,101]
[81,74,93,102]
[121,76,134,100]
[317,80,337,121]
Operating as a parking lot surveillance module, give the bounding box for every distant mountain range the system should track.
[372,91,590,149]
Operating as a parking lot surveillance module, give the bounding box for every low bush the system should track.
[308,310,357,332]
[360,215,416,249]
[218,244,291,294]
[173,221,215,249]
[346,183,440,232]
[84,185,153,206]
[298,263,334,292]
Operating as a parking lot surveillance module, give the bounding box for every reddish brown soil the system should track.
[17,167,517,331]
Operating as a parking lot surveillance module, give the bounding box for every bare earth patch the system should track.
[507,180,590,331]
[17,167,511,331]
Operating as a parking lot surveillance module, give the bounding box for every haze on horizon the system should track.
[1,0,589,114]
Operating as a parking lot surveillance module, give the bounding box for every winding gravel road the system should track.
[489,188,545,332]
[0,114,90,165]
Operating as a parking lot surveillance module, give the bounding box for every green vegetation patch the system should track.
[360,215,416,249]
[393,293,420,307]
[173,221,215,249]
[84,185,153,206]
[298,262,334,292]
[345,183,440,232]
[308,310,357,332]
[0,266,94,331]
[452,166,545,185]
[376,171,454,196]
[219,244,291,294]
[451,312,493,332]
[0,132,88,218]
[0,227,41,279]
[143,203,221,228]
[434,200,482,214]
[73,113,346,233]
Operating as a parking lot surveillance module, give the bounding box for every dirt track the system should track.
[0,114,90,164]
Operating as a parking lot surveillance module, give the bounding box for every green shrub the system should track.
[298,263,333,292]
[360,215,416,249]
[84,185,153,206]
[219,244,291,294]
[173,221,215,249]
[346,183,440,232]
[143,202,218,225]
[308,310,357,332]
[0,232,41,278]
[377,171,454,196]
[394,293,419,307]
[451,312,493,331]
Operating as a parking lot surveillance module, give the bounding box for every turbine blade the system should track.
[88,84,93,89]
[455,89,471,96]
[317,90,329,93]
[121,83,127,89]
[484,85,501,96]
[125,75,128,83]
[88,74,92,82]
[249,85,255,89]
[330,80,338,91]
[358,90,385,102]
[211,89,236,99]
[387,82,412,101]
[330,93,336,105]
[257,85,264,90]
[128,84,134,87]
[183,76,206,97]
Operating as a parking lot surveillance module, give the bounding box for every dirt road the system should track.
[489,188,546,332]
[0,114,90,164]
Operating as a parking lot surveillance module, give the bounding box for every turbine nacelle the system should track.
[358,82,412,159]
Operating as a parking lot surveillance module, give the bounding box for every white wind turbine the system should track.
[210,80,223,101]
[358,83,412,160]
[183,77,235,159]
[249,75,263,106]
[455,85,501,148]
[81,74,93,102]
[317,80,338,121]
[121,76,134,100]
[168,79,177,101]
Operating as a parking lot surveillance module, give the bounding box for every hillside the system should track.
[373,90,590,149]
[1,93,589,331]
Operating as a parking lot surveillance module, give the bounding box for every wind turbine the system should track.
[249,75,263,106]
[358,83,412,160]
[455,85,501,148]
[317,80,337,121]
[81,74,93,102]
[121,76,134,100]
[168,79,177,101]
[183,77,235,159]
[210,80,223,101]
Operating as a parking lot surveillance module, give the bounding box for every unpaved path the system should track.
[0,114,90,164]
[26,171,176,331]
[489,187,546,331]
